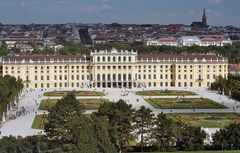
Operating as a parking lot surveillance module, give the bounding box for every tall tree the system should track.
[45,93,85,143]
[213,123,240,150]
[151,113,181,151]
[176,126,206,151]
[92,115,118,153]
[133,106,154,151]
[95,100,135,152]
[45,93,117,153]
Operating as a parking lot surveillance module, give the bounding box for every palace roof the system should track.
[137,54,226,61]
[3,55,87,62]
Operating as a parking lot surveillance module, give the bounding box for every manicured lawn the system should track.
[136,90,197,96]
[145,98,227,109]
[44,90,105,97]
[130,151,240,153]
[31,114,48,130]
[167,113,240,128]
[32,114,91,129]
[39,99,109,110]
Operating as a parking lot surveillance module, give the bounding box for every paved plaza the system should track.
[0,87,240,138]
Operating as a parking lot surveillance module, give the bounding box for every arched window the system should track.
[97,57,100,62]
[97,74,100,81]
[113,74,116,81]
[108,56,111,62]
[102,74,106,81]
[123,74,126,81]
[198,74,202,80]
[102,57,105,62]
[118,74,121,81]
[129,56,131,62]
[128,74,131,80]
[123,56,126,62]
[118,56,121,62]
[107,74,111,81]
[113,56,116,62]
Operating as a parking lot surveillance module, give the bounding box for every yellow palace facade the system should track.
[0,49,228,89]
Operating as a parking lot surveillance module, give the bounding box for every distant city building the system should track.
[200,37,232,47]
[144,38,178,46]
[0,49,228,89]
[178,36,202,47]
[145,36,232,47]
[0,15,239,50]
[15,43,34,53]
[191,9,209,30]
[229,64,240,75]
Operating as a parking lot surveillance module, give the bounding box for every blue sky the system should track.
[0,0,239,26]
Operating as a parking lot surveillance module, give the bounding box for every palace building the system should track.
[0,48,228,89]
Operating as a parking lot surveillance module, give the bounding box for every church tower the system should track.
[202,8,207,26]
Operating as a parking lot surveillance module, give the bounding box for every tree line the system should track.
[1,40,240,64]
[39,41,240,64]
[1,93,240,153]
[94,42,240,64]
[0,75,23,118]
[211,74,240,101]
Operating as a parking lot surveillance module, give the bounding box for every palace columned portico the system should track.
[96,81,134,88]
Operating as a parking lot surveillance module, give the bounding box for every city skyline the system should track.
[0,0,239,26]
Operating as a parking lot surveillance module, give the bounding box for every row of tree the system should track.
[211,74,240,101]
[2,93,240,152]
[1,40,240,64]
[0,75,23,118]
[0,42,8,56]
[94,42,240,63]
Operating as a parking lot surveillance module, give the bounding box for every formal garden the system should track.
[145,98,226,109]
[168,113,240,128]
[39,98,109,110]
[43,90,105,96]
[136,90,197,96]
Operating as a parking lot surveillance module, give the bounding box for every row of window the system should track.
[4,64,227,71]
[95,74,223,81]
[34,82,85,88]
[28,75,90,81]
[26,73,226,82]
[5,66,89,70]
[4,68,226,75]
[97,56,132,62]
[143,82,210,87]
[97,74,132,81]
[32,81,210,88]
[5,70,88,74]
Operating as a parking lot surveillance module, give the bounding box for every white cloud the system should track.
[208,0,223,4]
